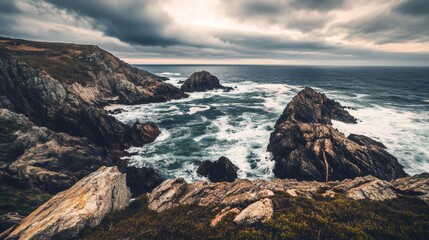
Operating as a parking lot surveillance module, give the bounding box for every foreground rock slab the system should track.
[1,166,130,240]
[147,174,428,226]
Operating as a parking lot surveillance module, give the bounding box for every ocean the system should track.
[111,65,429,181]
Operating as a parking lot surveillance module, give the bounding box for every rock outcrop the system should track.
[181,71,232,92]
[268,87,407,181]
[147,174,428,226]
[0,109,114,194]
[0,166,130,240]
[197,156,239,182]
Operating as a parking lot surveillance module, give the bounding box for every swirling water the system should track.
[112,65,429,181]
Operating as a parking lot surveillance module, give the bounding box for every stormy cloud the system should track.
[0,0,427,66]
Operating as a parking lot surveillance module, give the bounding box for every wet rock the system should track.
[233,198,273,225]
[268,87,407,181]
[197,156,239,182]
[130,121,161,146]
[126,166,164,198]
[181,71,231,92]
[107,108,124,114]
[0,166,130,240]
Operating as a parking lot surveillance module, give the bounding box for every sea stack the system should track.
[181,71,233,92]
[267,87,407,181]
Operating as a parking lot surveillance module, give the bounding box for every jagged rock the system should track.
[0,166,130,240]
[233,198,273,225]
[126,166,164,198]
[0,37,187,149]
[275,87,357,125]
[197,156,239,182]
[0,109,114,194]
[392,173,429,204]
[0,212,24,233]
[181,71,232,92]
[268,87,407,181]
[147,175,428,227]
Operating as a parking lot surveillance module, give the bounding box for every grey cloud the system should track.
[341,0,429,44]
[44,0,182,46]
[395,0,429,16]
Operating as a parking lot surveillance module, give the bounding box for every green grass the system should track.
[80,194,429,240]
[0,38,103,86]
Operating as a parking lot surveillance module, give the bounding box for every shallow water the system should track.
[112,65,429,181]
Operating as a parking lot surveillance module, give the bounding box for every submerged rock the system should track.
[197,156,239,182]
[0,166,130,240]
[181,71,233,92]
[268,87,407,181]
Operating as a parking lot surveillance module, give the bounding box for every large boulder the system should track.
[268,87,407,181]
[0,166,130,240]
[180,71,232,92]
[197,156,239,182]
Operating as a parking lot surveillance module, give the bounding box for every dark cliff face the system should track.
[268,87,407,181]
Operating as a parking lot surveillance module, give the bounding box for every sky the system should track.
[1,0,429,66]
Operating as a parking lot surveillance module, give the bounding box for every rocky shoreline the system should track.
[1,37,428,239]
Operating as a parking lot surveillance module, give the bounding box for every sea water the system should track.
[111,65,429,181]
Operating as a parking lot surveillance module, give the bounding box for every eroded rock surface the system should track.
[0,166,130,240]
[268,87,407,181]
[0,109,114,194]
[197,156,239,182]
[181,71,232,92]
[147,174,428,226]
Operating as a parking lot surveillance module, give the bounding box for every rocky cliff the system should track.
[1,166,130,240]
[268,87,407,181]
[0,37,187,149]
[0,37,178,220]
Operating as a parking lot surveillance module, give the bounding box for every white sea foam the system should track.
[156,72,181,76]
[115,76,427,182]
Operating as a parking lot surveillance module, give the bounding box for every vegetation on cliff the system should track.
[81,195,429,240]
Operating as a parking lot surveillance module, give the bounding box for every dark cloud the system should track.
[341,0,429,44]
[395,0,429,16]
[288,0,348,11]
[44,0,181,46]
